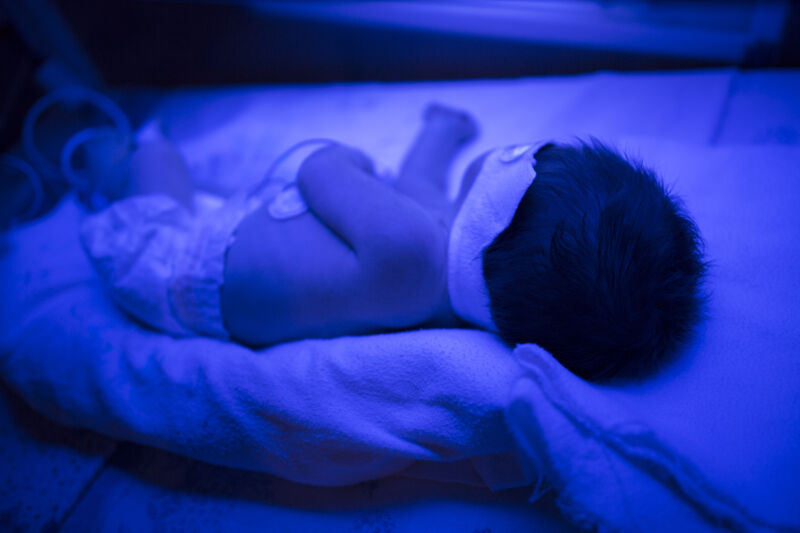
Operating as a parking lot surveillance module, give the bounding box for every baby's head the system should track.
[450,139,707,382]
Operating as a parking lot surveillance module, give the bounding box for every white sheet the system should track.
[157,69,733,197]
[715,71,800,144]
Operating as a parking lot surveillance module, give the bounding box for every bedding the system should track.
[0,198,529,488]
[2,69,799,532]
[508,139,800,532]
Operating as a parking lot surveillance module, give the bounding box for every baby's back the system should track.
[222,201,367,344]
[221,145,452,346]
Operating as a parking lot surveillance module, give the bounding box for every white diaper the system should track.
[81,192,233,338]
[80,139,334,339]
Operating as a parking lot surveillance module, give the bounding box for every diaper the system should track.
[80,139,334,339]
[81,192,232,338]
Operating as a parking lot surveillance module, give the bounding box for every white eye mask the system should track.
[448,141,547,331]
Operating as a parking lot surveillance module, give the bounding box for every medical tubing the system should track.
[59,126,125,191]
[0,154,45,220]
[248,138,336,199]
[22,87,132,189]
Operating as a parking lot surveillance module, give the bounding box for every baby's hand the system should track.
[424,103,479,145]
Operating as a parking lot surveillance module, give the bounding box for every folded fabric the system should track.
[508,346,771,532]
[0,197,530,489]
[505,140,800,532]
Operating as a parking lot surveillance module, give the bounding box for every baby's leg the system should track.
[125,139,195,211]
[395,103,478,219]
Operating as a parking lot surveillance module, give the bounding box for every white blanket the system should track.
[0,197,528,489]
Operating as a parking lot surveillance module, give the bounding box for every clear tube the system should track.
[0,154,45,223]
[21,87,132,200]
[60,126,128,191]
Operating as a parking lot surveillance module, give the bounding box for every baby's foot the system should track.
[135,118,167,144]
[424,103,479,145]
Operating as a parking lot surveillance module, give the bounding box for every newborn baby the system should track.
[82,104,706,381]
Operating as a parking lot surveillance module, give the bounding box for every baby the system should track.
[82,104,706,382]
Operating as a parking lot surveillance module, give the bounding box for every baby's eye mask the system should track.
[448,141,547,331]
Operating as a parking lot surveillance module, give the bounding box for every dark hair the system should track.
[483,139,708,382]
